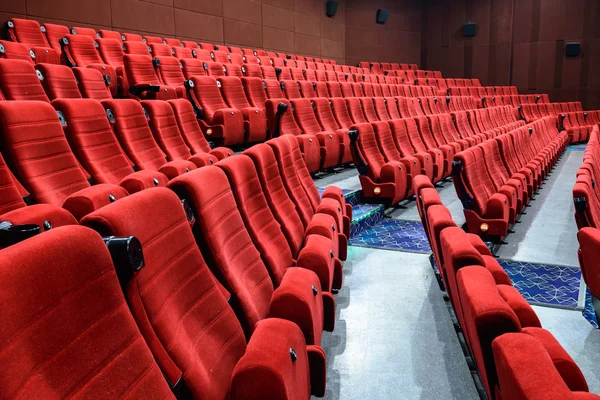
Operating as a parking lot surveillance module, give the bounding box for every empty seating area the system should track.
[574,126,600,322]
[414,177,599,399]
[2,4,600,399]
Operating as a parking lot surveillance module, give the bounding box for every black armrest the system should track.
[129,84,160,96]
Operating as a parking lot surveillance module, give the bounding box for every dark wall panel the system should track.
[422,0,600,109]
[0,0,346,63]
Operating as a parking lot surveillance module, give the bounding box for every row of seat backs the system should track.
[5,17,337,65]
[521,102,585,123]
[0,97,219,212]
[413,178,593,400]
[455,116,565,235]
[0,134,341,398]
[448,86,519,97]
[574,128,600,303]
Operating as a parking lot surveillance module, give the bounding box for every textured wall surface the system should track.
[0,0,346,64]
[344,0,421,68]
[421,0,600,109]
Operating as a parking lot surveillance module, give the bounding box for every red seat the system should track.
[185,75,245,146]
[81,188,325,398]
[167,166,331,342]
[217,76,267,143]
[123,54,178,100]
[167,98,234,160]
[0,59,49,101]
[0,101,129,219]
[0,40,34,63]
[0,225,176,398]
[290,98,340,169]
[35,63,82,100]
[312,98,352,164]
[72,67,112,100]
[6,18,60,64]
[60,34,118,96]
[101,99,196,179]
[52,98,169,193]
[348,122,408,205]
[263,98,321,172]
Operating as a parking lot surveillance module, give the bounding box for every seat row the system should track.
[358,61,419,72]
[573,126,600,315]
[520,102,584,122]
[448,86,519,97]
[349,105,524,205]
[0,58,474,175]
[5,17,338,66]
[453,116,569,239]
[561,111,600,143]
[0,133,354,398]
[413,176,598,400]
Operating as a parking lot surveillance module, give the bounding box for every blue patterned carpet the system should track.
[567,144,587,151]
[583,287,600,329]
[350,218,431,253]
[499,260,582,310]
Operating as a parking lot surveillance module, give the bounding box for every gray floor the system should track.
[317,152,600,399]
[495,150,584,267]
[320,246,479,400]
[314,167,362,192]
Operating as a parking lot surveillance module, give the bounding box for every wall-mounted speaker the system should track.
[376,9,389,24]
[565,42,581,57]
[464,22,476,37]
[326,1,339,18]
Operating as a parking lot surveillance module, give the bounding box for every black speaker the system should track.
[376,8,389,24]
[326,0,339,18]
[464,22,476,37]
[566,42,581,57]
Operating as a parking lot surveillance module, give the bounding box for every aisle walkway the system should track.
[317,148,600,398]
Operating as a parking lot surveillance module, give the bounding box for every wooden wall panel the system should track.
[422,0,600,109]
[0,0,347,63]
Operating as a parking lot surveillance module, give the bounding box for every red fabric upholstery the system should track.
[0,225,175,398]
[35,63,82,100]
[0,59,49,101]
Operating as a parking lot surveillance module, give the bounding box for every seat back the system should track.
[168,167,275,334]
[142,100,193,161]
[72,67,112,100]
[349,122,387,181]
[52,98,135,185]
[0,40,34,63]
[96,38,125,67]
[266,137,315,227]
[101,99,168,170]
[62,34,104,67]
[81,189,247,398]
[218,155,293,285]
[154,56,186,87]
[0,101,90,205]
[0,225,175,399]
[244,143,305,257]
[123,41,151,56]
[7,18,50,47]
[167,99,212,154]
[0,59,49,101]
[241,77,268,109]
[218,76,252,109]
[124,54,162,86]
[35,63,82,100]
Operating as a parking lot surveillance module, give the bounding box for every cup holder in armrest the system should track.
[0,223,41,248]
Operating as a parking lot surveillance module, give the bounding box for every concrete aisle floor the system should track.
[316,150,599,399]
[495,150,584,267]
[319,246,479,400]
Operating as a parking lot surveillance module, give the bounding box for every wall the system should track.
[344,0,421,68]
[421,0,600,109]
[0,0,346,64]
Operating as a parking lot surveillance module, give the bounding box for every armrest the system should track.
[129,84,161,96]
